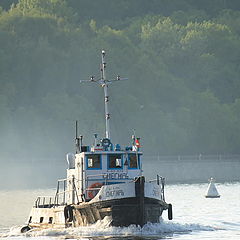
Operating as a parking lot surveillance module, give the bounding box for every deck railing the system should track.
[148,174,165,201]
[35,196,54,208]
[34,176,80,208]
[34,172,167,207]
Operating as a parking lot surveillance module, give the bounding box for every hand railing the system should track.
[35,196,54,208]
[148,175,165,201]
[54,177,79,205]
[34,177,80,208]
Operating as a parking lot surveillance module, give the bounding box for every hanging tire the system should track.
[64,205,74,222]
[21,225,31,233]
[168,203,173,220]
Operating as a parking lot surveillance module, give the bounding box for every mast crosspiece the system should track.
[80,50,127,140]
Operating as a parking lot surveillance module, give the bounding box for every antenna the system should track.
[75,120,80,153]
[101,50,110,139]
[76,120,78,139]
[80,50,128,140]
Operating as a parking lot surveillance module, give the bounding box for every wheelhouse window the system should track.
[128,154,140,169]
[108,154,123,169]
[86,154,101,169]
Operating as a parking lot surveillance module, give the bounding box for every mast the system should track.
[101,50,110,139]
[80,50,127,141]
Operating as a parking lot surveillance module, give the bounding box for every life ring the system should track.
[64,205,74,222]
[88,182,103,199]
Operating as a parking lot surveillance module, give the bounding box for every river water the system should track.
[0,182,239,240]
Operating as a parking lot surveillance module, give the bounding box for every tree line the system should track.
[1,0,240,160]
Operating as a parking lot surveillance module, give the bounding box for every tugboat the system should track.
[21,50,173,233]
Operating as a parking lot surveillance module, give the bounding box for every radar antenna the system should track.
[80,50,127,140]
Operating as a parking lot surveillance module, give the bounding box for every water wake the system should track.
[2,217,215,239]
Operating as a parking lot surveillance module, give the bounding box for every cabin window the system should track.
[128,154,140,169]
[108,154,123,169]
[86,154,101,169]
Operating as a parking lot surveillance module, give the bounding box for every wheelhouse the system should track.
[66,140,142,203]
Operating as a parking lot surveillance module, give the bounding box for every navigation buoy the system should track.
[205,178,220,198]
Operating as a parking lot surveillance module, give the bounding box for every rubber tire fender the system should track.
[21,225,31,233]
[64,205,74,222]
[168,203,173,220]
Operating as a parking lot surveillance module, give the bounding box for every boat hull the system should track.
[27,196,168,230]
[73,197,167,227]
[24,177,171,231]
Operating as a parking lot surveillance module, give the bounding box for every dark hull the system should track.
[24,176,171,231]
[66,176,170,227]
[71,197,168,227]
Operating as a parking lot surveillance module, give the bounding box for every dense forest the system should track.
[1,0,240,160]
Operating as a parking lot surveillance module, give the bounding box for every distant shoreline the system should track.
[1,155,239,189]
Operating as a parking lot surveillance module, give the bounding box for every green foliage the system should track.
[1,0,240,158]
[15,0,75,21]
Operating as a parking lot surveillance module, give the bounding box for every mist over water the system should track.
[0,158,65,190]
[144,155,240,183]
[1,154,239,190]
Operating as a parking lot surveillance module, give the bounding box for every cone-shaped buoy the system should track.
[205,178,220,198]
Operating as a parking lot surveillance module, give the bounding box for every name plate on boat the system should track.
[144,182,162,200]
[105,172,129,179]
[90,182,135,202]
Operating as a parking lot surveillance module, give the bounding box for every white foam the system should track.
[2,217,215,239]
